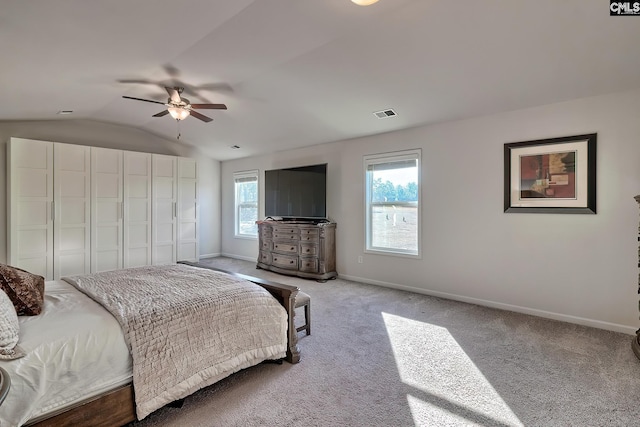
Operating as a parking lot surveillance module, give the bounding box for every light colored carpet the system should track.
[130,257,640,427]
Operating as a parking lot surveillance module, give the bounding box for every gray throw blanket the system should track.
[63,264,287,419]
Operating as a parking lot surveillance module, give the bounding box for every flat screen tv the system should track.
[265,163,327,220]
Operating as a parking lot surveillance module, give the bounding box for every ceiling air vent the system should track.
[373,109,397,119]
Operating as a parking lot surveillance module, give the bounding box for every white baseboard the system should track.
[199,253,221,259]
[338,273,637,336]
[220,252,257,262]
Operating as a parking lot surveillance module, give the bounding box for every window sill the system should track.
[365,248,421,259]
[234,235,258,241]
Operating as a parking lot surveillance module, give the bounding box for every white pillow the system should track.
[0,289,25,359]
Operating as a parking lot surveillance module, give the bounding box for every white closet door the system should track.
[7,138,54,279]
[152,154,177,265]
[124,151,152,268]
[53,143,91,279]
[91,147,124,273]
[177,158,199,262]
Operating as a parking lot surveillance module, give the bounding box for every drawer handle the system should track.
[290,247,295,251]
[305,248,310,252]
[290,260,294,264]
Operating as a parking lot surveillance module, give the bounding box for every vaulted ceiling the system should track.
[2,0,639,160]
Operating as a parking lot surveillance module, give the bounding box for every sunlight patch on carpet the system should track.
[382,312,523,427]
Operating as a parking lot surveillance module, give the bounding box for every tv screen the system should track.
[265,163,327,219]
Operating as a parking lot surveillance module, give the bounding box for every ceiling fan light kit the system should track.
[351,0,379,5]
[168,106,190,121]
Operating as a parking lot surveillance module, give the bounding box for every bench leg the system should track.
[304,303,311,335]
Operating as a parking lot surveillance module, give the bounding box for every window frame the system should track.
[233,170,259,239]
[364,149,421,258]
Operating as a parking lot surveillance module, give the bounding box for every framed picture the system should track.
[504,133,596,214]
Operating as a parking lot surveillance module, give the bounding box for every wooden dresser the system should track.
[256,220,337,281]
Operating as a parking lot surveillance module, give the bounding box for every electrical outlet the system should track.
[358,255,363,264]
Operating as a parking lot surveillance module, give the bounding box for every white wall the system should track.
[221,88,640,334]
[0,119,221,262]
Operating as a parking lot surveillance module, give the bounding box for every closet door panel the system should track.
[128,199,149,221]
[60,200,87,224]
[59,228,86,250]
[128,177,148,198]
[17,172,49,197]
[19,202,49,226]
[152,155,177,265]
[53,143,91,279]
[179,223,196,240]
[127,248,149,267]
[177,158,199,262]
[19,230,49,255]
[8,138,54,279]
[129,225,149,247]
[91,147,124,273]
[96,173,120,198]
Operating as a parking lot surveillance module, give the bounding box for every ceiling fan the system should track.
[122,86,227,122]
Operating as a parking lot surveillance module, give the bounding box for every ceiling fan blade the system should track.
[165,87,182,103]
[196,83,234,93]
[153,110,170,117]
[122,95,166,105]
[118,79,154,85]
[190,103,227,110]
[163,63,180,78]
[190,110,213,123]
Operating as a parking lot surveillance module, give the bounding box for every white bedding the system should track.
[0,280,132,427]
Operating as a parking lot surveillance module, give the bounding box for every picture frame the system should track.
[504,133,596,214]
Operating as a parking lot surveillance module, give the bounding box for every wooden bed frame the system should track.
[21,263,301,427]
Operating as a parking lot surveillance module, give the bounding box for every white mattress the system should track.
[0,280,132,427]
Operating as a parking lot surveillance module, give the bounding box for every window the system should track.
[364,149,421,257]
[234,170,259,238]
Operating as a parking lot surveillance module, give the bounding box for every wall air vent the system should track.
[373,109,397,119]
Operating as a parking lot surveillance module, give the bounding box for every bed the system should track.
[0,262,300,427]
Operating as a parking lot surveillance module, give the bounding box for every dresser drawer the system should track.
[260,239,272,251]
[273,242,298,254]
[299,228,319,237]
[272,227,298,235]
[273,232,299,241]
[260,226,272,239]
[299,233,319,243]
[272,253,298,270]
[299,257,318,273]
[299,243,318,256]
[258,251,272,264]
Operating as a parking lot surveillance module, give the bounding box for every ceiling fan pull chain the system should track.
[177,119,181,140]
